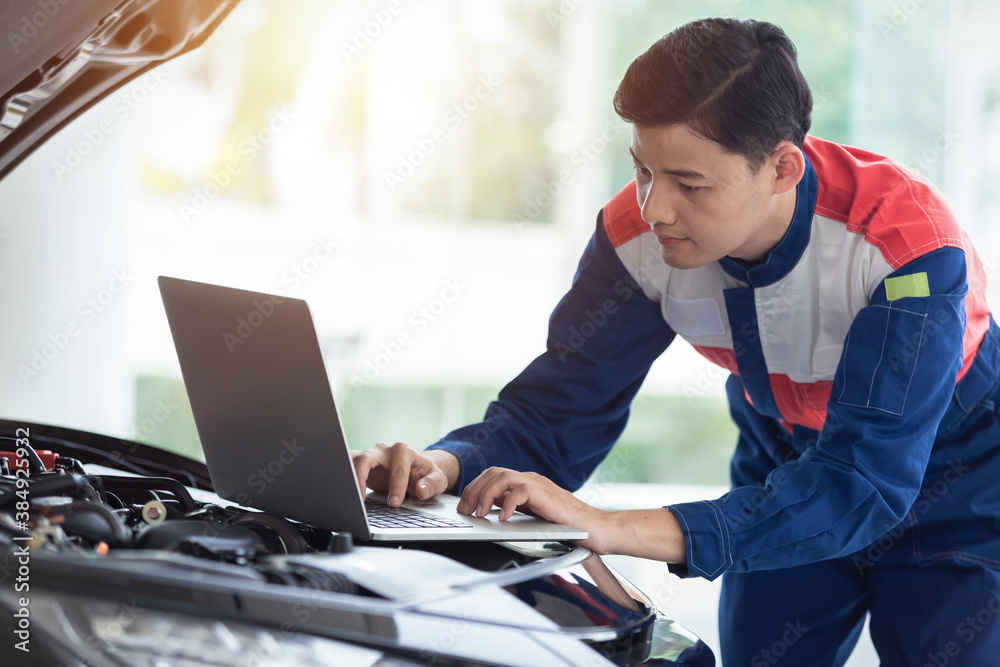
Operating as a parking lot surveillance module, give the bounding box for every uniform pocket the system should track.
[665,295,727,338]
[836,300,929,416]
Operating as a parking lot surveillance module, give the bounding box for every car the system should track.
[0,1,714,665]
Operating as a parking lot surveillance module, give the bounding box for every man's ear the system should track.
[771,142,805,195]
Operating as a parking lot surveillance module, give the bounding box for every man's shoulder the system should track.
[804,135,963,270]
[803,134,942,221]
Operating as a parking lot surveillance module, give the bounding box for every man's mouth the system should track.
[657,235,687,246]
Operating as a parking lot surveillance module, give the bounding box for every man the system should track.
[352,18,1000,665]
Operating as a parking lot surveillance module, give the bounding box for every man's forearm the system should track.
[600,507,687,564]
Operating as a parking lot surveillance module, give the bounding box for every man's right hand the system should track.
[350,442,459,507]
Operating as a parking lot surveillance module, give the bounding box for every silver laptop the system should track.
[157,276,587,542]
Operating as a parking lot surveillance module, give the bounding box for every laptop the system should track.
[157,276,588,542]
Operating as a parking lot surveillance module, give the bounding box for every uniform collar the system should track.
[717,152,818,287]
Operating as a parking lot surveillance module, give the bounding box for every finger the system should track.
[386,442,413,507]
[352,451,373,494]
[457,467,505,514]
[406,453,439,498]
[414,466,447,499]
[474,471,522,518]
[500,486,530,521]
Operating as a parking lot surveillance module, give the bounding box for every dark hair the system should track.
[613,18,812,172]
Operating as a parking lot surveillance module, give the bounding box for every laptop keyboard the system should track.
[365,498,474,529]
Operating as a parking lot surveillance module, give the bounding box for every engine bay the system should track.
[0,421,714,666]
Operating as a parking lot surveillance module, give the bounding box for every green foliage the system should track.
[133,376,737,488]
[339,383,737,487]
[590,393,736,486]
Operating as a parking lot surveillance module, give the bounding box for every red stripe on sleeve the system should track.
[803,135,965,271]
[602,180,648,248]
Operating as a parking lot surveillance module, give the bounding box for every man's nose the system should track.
[640,182,677,227]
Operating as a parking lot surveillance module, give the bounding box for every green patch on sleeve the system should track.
[884,272,930,301]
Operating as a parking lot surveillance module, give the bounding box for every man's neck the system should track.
[731,187,800,267]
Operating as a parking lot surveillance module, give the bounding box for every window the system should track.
[2,0,996,490]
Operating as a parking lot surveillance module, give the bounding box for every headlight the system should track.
[4,590,420,667]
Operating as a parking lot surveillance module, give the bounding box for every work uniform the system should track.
[428,135,1000,665]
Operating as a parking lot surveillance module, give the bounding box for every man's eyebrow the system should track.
[628,146,708,180]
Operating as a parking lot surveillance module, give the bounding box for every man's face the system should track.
[630,123,792,270]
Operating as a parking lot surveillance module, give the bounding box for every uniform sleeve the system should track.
[667,245,968,580]
[426,214,676,492]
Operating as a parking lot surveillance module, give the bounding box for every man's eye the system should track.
[633,163,650,176]
[680,183,700,193]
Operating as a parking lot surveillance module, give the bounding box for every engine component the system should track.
[141,500,167,525]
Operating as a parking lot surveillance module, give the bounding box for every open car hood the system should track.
[0,0,240,181]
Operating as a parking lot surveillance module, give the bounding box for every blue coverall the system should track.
[429,135,1000,665]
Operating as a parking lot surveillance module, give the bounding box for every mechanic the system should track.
[352,17,1000,665]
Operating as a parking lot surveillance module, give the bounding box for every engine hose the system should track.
[227,512,308,554]
[98,475,197,514]
[0,473,94,509]
[44,501,132,545]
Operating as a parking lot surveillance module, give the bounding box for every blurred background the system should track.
[2,0,999,663]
